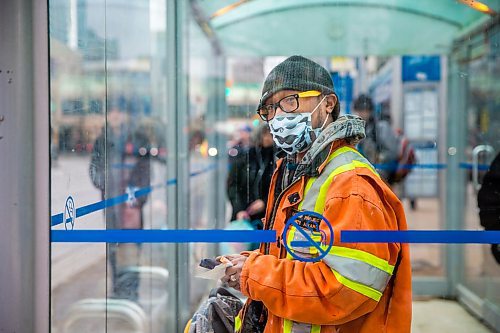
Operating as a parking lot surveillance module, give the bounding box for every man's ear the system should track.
[325,94,337,114]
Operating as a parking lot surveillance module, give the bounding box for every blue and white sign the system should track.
[332,72,353,114]
[64,196,75,230]
[402,56,441,82]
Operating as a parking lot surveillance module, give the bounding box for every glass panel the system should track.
[48,1,500,331]
[50,0,107,331]
[50,0,169,331]
[223,56,270,257]
[187,17,219,309]
[462,24,500,308]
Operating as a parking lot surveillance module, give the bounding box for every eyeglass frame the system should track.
[257,90,322,121]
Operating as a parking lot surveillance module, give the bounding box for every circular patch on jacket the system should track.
[283,211,333,262]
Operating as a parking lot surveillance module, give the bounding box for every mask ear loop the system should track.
[311,95,328,130]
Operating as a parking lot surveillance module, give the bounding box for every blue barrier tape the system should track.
[51,229,277,243]
[408,163,448,169]
[374,163,448,170]
[51,214,64,225]
[51,165,215,227]
[411,143,438,149]
[342,230,500,243]
[372,163,490,170]
[459,163,490,171]
[50,229,500,244]
[75,199,107,217]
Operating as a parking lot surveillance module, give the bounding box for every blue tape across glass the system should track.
[459,163,490,171]
[342,231,500,243]
[372,163,490,170]
[50,163,490,228]
[373,163,447,170]
[51,164,215,227]
[51,193,136,226]
[51,229,277,243]
[112,163,135,169]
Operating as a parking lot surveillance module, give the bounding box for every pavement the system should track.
[412,299,493,332]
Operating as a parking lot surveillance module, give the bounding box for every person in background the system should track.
[227,122,275,224]
[477,152,500,264]
[220,56,411,333]
[353,94,399,183]
[89,103,151,301]
[228,124,253,160]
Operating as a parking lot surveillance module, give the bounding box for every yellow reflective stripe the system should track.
[311,324,321,333]
[286,226,296,259]
[331,269,382,301]
[314,160,380,213]
[329,146,356,161]
[323,253,391,293]
[235,314,242,332]
[287,226,322,256]
[352,160,380,178]
[314,163,354,213]
[283,318,293,333]
[298,176,316,210]
[341,146,366,158]
[328,147,379,176]
[331,246,394,274]
[303,146,378,213]
[183,319,192,333]
[309,232,322,255]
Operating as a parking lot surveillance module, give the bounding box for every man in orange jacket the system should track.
[222,55,412,333]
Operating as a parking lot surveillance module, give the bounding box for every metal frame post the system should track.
[0,0,50,332]
[445,52,468,296]
[166,0,190,331]
[215,55,228,230]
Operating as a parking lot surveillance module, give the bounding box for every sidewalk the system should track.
[412,299,493,332]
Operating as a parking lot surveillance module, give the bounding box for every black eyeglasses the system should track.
[257,90,321,121]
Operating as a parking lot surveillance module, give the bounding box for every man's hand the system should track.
[221,254,248,290]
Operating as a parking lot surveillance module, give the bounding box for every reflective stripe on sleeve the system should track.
[331,270,383,301]
[322,246,394,301]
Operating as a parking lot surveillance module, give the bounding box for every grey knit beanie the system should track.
[258,55,339,115]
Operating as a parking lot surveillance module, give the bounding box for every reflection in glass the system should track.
[50,0,169,331]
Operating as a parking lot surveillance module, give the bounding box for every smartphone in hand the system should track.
[196,256,232,280]
[199,258,221,270]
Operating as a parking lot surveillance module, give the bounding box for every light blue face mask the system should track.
[269,96,327,155]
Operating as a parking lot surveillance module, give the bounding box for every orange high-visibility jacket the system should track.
[236,140,412,333]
